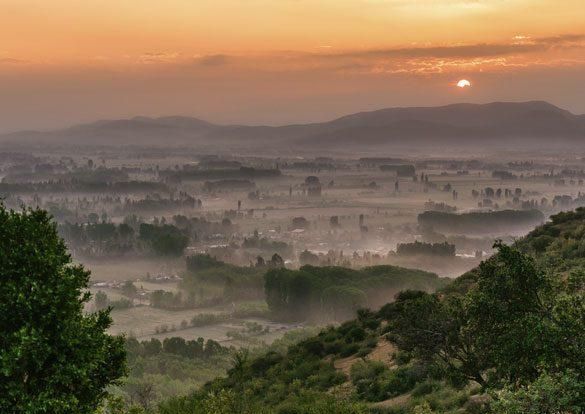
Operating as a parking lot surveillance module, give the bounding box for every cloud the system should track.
[16,32,579,79]
[0,57,27,64]
[322,34,585,60]
[534,33,585,44]
[138,51,181,64]
[196,54,230,66]
[342,43,544,58]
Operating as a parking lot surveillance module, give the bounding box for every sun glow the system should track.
[457,79,472,88]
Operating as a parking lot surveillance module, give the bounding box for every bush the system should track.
[491,371,585,414]
[339,343,360,357]
[393,350,412,366]
[307,369,347,389]
[275,392,368,414]
[186,254,224,271]
[110,297,134,309]
[190,313,230,327]
[301,337,325,357]
[423,387,469,411]
[530,235,554,252]
[346,326,367,342]
[350,360,387,384]
[350,360,390,401]
[411,380,442,397]
[380,367,418,398]
[323,340,343,355]
[356,347,374,358]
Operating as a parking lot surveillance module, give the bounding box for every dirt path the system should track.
[331,338,409,406]
[333,338,397,376]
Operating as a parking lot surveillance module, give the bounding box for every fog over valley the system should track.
[2,1,584,413]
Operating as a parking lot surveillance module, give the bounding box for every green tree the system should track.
[381,290,486,386]
[0,205,126,413]
[139,223,189,256]
[385,241,585,389]
[466,241,558,385]
[491,371,585,413]
[264,269,313,321]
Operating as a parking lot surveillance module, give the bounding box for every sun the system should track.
[457,79,471,88]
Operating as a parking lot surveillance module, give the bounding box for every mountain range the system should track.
[2,101,584,150]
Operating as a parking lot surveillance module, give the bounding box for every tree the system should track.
[186,254,223,271]
[95,290,109,310]
[265,269,291,317]
[142,338,162,356]
[118,223,135,240]
[466,241,558,385]
[121,280,138,299]
[139,223,189,256]
[0,205,126,413]
[163,337,188,356]
[126,381,155,411]
[491,371,585,414]
[384,242,585,389]
[381,290,487,387]
[321,286,367,320]
[255,256,266,267]
[268,253,284,268]
[299,249,319,266]
[264,269,313,320]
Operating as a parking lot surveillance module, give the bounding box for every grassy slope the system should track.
[158,209,585,413]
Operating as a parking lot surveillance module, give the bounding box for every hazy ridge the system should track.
[2,101,584,149]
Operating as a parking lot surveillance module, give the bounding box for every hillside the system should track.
[150,209,585,414]
[2,101,585,150]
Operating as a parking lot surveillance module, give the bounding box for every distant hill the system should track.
[2,101,584,150]
[297,101,585,148]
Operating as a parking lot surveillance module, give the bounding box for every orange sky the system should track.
[1,0,584,131]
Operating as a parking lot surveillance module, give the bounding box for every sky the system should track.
[1,0,585,132]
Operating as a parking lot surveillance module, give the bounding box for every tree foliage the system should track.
[385,240,585,396]
[139,223,189,256]
[265,265,445,321]
[0,205,126,413]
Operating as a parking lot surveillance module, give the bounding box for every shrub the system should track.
[350,360,387,384]
[339,343,360,357]
[191,313,230,327]
[411,380,443,397]
[301,338,325,357]
[323,340,343,355]
[346,326,367,342]
[356,347,374,358]
[393,350,412,366]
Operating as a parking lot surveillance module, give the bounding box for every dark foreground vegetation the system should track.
[1,204,584,413]
[0,205,125,413]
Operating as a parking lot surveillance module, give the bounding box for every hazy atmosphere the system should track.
[1,0,585,131]
[1,2,584,414]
